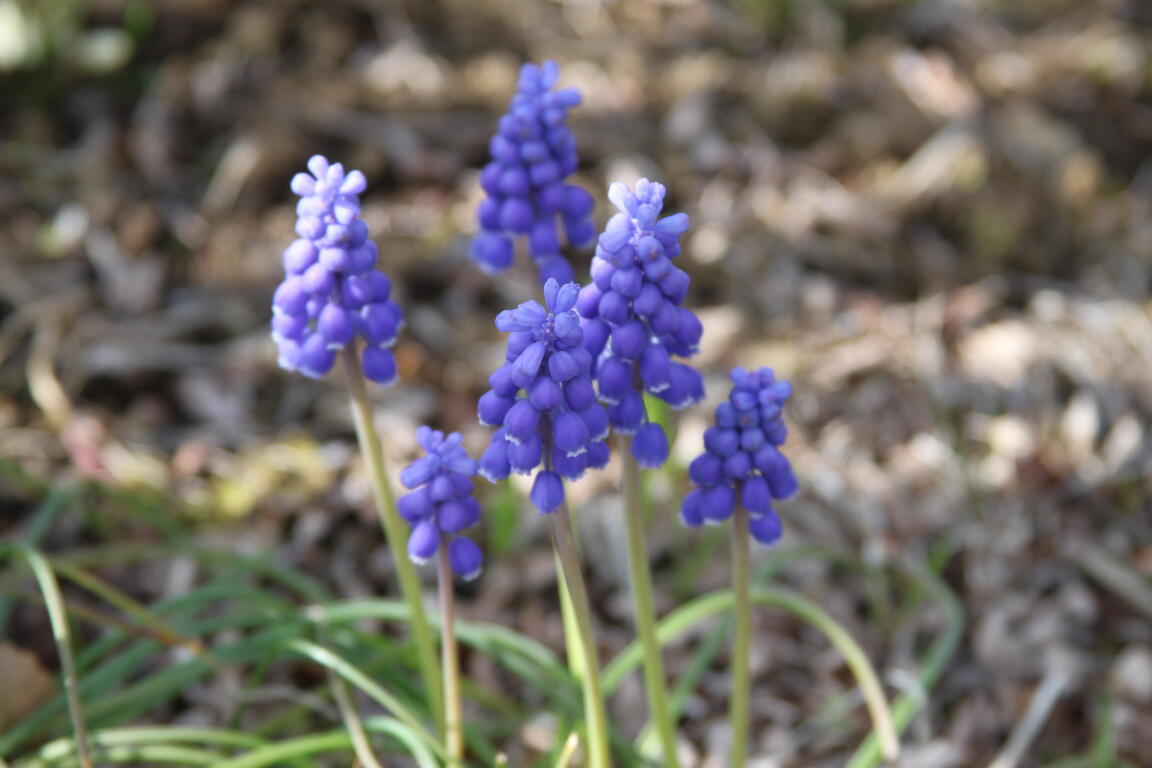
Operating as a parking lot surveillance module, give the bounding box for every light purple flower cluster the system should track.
[471,61,596,285]
[272,155,403,384]
[577,179,704,467]
[681,367,798,545]
[477,279,610,513]
[397,427,484,579]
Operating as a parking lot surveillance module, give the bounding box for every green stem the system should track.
[438,534,464,765]
[619,438,680,768]
[550,503,612,768]
[341,346,444,736]
[729,507,752,768]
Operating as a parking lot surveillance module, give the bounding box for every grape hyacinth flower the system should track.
[681,367,798,545]
[471,61,596,284]
[397,427,484,579]
[477,278,610,513]
[271,155,404,384]
[577,179,704,467]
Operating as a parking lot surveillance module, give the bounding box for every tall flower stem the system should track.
[729,504,752,768]
[550,502,612,768]
[437,534,464,765]
[341,346,445,736]
[619,437,681,768]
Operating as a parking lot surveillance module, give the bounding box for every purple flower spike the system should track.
[681,367,797,546]
[272,155,404,384]
[577,179,704,468]
[471,61,595,283]
[477,278,610,513]
[397,427,485,579]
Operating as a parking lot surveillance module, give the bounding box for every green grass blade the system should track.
[309,599,581,714]
[845,561,964,768]
[287,639,444,759]
[0,544,92,768]
[603,586,901,761]
[0,490,72,637]
[15,744,225,766]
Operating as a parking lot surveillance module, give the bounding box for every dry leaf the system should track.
[0,642,56,728]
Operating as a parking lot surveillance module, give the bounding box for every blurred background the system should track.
[1,0,1151,765]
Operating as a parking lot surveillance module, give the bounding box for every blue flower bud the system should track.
[563,376,596,411]
[488,365,521,398]
[716,402,738,428]
[580,318,610,358]
[608,390,645,433]
[408,519,439,564]
[439,499,481,533]
[650,300,680,336]
[576,284,602,318]
[528,377,562,411]
[632,423,669,468]
[284,240,318,274]
[472,232,515,272]
[610,321,647,360]
[479,390,515,426]
[701,484,735,523]
[577,403,609,441]
[449,536,484,580]
[361,303,400,346]
[508,434,543,474]
[610,267,643,298]
[301,262,334,295]
[551,445,588,479]
[479,432,511,483]
[401,457,438,489]
[748,510,782,546]
[724,451,752,479]
[318,304,355,347]
[740,427,765,452]
[429,474,457,502]
[704,427,740,457]
[639,344,671,392]
[273,278,309,316]
[598,290,630,324]
[514,340,548,381]
[597,356,633,404]
[632,283,663,317]
[681,489,705,527]
[553,411,590,457]
[272,313,308,343]
[362,346,397,384]
[689,453,724,486]
[547,350,579,382]
[740,476,773,515]
[530,470,565,513]
[503,399,540,444]
[298,334,336,378]
[397,485,433,523]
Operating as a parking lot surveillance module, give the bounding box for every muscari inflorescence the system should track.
[681,367,798,545]
[577,178,705,468]
[272,155,404,385]
[398,427,485,579]
[471,61,596,285]
[476,278,611,513]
